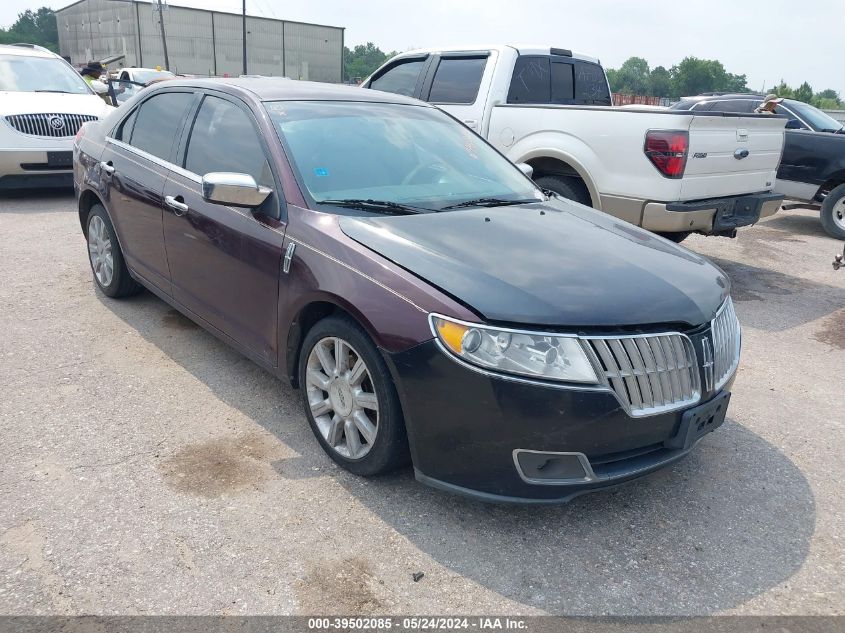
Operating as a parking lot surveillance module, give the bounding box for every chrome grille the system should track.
[5,113,98,138]
[710,297,741,391]
[584,333,701,417]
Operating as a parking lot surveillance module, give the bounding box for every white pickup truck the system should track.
[363,45,787,241]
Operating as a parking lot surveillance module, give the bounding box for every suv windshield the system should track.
[266,100,541,212]
[130,69,174,84]
[786,100,843,132]
[0,53,92,94]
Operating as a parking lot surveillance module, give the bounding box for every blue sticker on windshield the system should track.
[314,168,329,177]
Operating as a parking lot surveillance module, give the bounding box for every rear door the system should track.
[420,52,492,132]
[162,92,285,365]
[680,114,786,200]
[101,90,196,293]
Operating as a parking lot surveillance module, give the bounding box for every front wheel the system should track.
[820,183,845,240]
[298,315,410,476]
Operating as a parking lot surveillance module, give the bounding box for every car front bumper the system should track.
[0,146,74,189]
[386,340,733,503]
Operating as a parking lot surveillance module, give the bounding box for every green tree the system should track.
[669,57,747,98]
[343,42,397,83]
[771,80,794,98]
[613,57,651,94]
[649,66,672,97]
[0,8,58,51]
[793,81,814,104]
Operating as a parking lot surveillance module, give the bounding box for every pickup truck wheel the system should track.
[534,175,592,207]
[86,204,142,298]
[299,315,410,476]
[820,184,845,240]
[656,231,692,243]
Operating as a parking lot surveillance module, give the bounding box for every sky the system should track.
[3,0,841,96]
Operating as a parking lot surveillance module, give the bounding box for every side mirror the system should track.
[785,119,804,130]
[202,172,272,208]
[517,162,534,179]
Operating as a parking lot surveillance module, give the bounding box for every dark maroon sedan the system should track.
[73,78,740,502]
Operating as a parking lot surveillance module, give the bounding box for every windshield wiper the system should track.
[317,198,429,215]
[35,89,73,93]
[439,197,541,211]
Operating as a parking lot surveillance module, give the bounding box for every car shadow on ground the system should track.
[0,189,75,213]
[98,290,816,615]
[762,210,829,240]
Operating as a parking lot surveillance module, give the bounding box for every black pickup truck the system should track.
[672,95,845,239]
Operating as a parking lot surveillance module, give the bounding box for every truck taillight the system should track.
[644,130,688,179]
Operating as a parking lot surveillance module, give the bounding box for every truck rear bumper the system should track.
[626,192,784,234]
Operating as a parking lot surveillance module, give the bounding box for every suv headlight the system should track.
[430,315,599,384]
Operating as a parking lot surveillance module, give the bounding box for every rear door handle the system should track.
[100,160,114,175]
[165,195,189,216]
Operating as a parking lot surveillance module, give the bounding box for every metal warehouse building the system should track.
[55,0,344,82]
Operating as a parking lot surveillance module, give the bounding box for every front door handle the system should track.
[100,160,114,175]
[463,119,478,129]
[165,195,189,217]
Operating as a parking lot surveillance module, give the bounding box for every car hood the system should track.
[338,200,729,329]
[0,91,111,117]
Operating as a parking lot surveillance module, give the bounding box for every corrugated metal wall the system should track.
[56,0,343,82]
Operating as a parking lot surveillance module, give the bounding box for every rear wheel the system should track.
[820,184,845,240]
[86,204,141,298]
[534,175,592,207]
[298,315,410,476]
[656,231,692,243]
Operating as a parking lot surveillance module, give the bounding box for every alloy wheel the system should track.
[87,215,114,288]
[305,336,379,459]
[834,198,845,232]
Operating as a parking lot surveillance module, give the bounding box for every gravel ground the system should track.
[0,192,842,616]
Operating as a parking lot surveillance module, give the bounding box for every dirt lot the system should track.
[0,192,842,616]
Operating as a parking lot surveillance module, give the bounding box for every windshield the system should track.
[266,100,541,211]
[131,69,174,84]
[786,100,843,132]
[0,54,91,94]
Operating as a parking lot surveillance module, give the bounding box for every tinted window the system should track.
[115,107,138,142]
[369,59,426,97]
[573,61,611,105]
[184,95,272,187]
[709,99,757,113]
[551,61,574,103]
[130,92,194,161]
[428,57,487,104]
[508,56,550,104]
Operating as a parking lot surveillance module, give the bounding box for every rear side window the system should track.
[573,61,611,105]
[708,100,757,113]
[369,59,426,97]
[428,57,487,104]
[507,56,550,104]
[129,92,194,161]
[114,107,138,142]
[184,95,272,187]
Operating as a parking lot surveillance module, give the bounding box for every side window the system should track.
[708,100,755,113]
[129,92,194,161]
[691,101,715,111]
[184,95,272,187]
[507,56,551,104]
[114,107,138,142]
[573,61,611,105]
[428,57,487,104]
[551,61,574,103]
[369,59,426,97]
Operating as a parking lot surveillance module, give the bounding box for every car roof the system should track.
[0,44,57,59]
[390,44,600,64]
[152,77,430,105]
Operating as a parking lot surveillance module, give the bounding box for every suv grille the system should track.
[5,113,98,138]
[710,297,741,391]
[584,332,701,417]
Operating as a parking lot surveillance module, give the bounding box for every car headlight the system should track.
[430,315,599,384]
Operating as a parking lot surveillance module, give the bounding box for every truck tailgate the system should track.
[681,115,786,200]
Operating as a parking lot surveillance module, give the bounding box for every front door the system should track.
[422,53,493,133]
[162,93,285,364]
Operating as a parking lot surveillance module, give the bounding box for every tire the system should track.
[656,231,692,244]
[534,174,592,207]
[298,315,410,476]
[86,204,141,298]
[820,183,845,240]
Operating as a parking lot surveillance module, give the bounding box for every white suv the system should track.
[0,44,112,190]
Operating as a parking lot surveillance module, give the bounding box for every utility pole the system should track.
[242,0,247,75]
[155,0,170,71]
